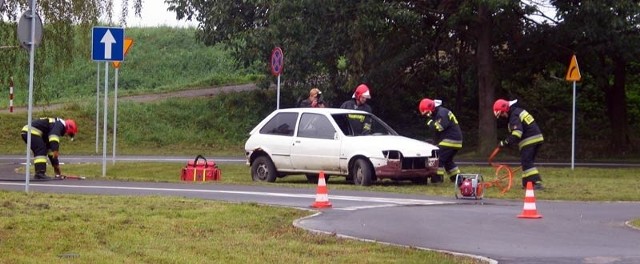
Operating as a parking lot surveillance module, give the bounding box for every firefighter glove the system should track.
[52,151,59,159]
[498,140,507,147]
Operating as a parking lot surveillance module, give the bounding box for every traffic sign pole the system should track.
[565,55,581,170]
[113,68,119,164]
[270,47,284,110]
[102,62,109,177]
[24,1,38,193]
[96,63,101,153]
[571,81,576,170]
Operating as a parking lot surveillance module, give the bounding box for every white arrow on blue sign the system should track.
[92,26,125,61]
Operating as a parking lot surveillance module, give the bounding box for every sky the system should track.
[112,1,198,28]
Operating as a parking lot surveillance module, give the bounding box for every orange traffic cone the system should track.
[518,181,542,219]
[311,171,332,208]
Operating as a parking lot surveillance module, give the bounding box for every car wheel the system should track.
[352,159,373,186]
[251,156,277,182]
[306,173,330,184]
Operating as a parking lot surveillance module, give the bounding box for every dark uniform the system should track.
[500,107,544,187]
[340,99,372,113]
[21,118,68,179]
[340,99,373,135]
[426,106,463,183]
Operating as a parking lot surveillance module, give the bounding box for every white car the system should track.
[244,108,439,186]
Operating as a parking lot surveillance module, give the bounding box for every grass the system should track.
[0,191,480,264]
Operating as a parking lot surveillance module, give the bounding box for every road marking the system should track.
[0,182,450,207]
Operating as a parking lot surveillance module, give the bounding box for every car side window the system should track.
[259,112,298,136]
[297,113,336,139]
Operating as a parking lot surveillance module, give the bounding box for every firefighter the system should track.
[341,84,373,135]
[419,98,463,184]
[340,84,372,113]
[21,117,77,180]
[298,88,325,108]
[493,99,544,190]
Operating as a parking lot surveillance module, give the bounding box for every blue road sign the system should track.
[92,27,125,61]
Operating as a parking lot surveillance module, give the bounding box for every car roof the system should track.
[274,107,370,115]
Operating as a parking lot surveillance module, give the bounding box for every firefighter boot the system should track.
[34,172,51,180]
[34,163,51,180]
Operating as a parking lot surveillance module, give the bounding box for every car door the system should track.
[290,113,341,172]
[256,112,299,170]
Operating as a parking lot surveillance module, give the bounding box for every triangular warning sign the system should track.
[112,38,134,69]
[565,55,581,82]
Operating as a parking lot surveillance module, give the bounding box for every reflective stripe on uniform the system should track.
[439,139,462,149]
[49,134,60,143]
[21,125,43,136]
[447,167,461,176]
[434,122,444,132]
[511,130,523,138]
[34,156,47,164]
[522,167,539,178]
[518,134,544,149]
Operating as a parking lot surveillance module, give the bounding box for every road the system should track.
[1,156,639,264]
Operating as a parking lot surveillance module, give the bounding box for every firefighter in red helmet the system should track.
[340,84,374,136]
[419,98,463,184]
[493,99,544,190]
[21,117,77,180]
[340,84,372,113]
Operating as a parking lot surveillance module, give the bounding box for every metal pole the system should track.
[112,68,119,164]
[102,62,109,177]
[9,77,14,113]
[571,81,576,170]
[24,0,37,192]
[276,74,281,109]
[96,63,100,153]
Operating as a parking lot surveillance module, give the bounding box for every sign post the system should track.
[92,26,124,176]
[270,47,284,109]
[565,55,582,170]
[111,38,133,164]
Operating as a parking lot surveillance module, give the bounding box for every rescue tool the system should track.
[485,146,517,194]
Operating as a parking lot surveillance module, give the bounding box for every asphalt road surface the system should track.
[1,156,639,264]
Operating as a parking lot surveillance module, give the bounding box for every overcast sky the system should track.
[113,1,197,28]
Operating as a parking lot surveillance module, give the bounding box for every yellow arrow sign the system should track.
[112,37,134,69]
[565,55,581,82]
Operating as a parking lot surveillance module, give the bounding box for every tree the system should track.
[0,0,141,103]
[552,0,640,153]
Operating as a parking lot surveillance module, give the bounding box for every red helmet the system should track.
[65,119,77,138]
[418,98,435,115]
[352,84,371,100]
[460,179,474,197]
[493,99,510,118]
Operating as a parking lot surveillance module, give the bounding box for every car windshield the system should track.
[332,113,398,136]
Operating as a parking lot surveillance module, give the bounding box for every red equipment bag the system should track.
[181,155,222,182]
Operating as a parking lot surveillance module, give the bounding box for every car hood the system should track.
[345,135,438,157]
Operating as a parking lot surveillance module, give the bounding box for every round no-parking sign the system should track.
[270,47,284,76]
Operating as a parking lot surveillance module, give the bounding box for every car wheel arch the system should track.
[348,155,376,184]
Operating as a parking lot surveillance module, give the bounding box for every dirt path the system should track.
[1,84,258,114]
